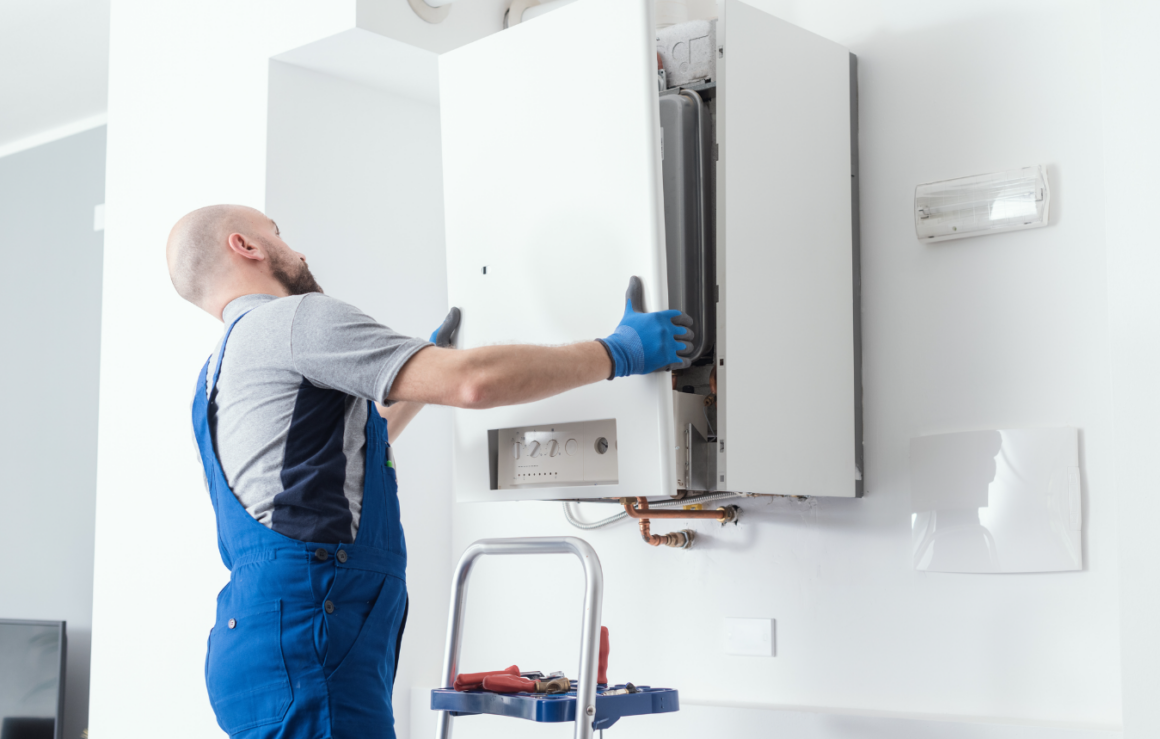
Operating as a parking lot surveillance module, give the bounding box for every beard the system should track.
[266,241,324,296]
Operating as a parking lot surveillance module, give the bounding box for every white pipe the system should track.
[522,0,580,21]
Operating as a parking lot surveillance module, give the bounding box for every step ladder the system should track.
[432,537,678,738]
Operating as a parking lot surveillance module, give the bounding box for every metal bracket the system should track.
[681,423,716,491]
[436,537,604,739]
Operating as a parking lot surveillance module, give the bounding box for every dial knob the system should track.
[565,439,579,456]
[513,442,521,460]
[528,440,541,458]
[547,440,560,457]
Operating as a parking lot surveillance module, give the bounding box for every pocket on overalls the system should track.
[205,599,292,734]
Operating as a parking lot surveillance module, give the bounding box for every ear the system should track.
[226,232,265,262]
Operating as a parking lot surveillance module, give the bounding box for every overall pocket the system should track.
[205,599,292,734]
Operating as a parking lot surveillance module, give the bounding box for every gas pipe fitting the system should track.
[621,496,742,549]
[637,516,695,548]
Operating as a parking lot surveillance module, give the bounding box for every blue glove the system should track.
[430,307,461,347]
[597,277,695,378]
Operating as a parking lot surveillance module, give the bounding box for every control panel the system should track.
[492,419,619,490]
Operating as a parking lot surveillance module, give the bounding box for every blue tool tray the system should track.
[431,683,679,731]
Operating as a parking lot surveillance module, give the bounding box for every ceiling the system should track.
[0,0,723,157]
[0,0,110,155]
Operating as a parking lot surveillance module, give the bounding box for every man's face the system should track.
[253,216,324,296]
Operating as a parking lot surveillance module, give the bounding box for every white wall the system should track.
[446,0,1123,734]
[91,1,1156,737]
[0,126,105,739]
[90,4,359,737]
[90,1,519,735]
[265,59,449,739]
[1099,1,1160,737]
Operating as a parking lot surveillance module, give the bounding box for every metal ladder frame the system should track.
[436,537,605,739]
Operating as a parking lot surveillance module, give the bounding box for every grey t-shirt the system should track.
[201,293,430,543]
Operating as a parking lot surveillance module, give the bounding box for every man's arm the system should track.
[388,277,693,410]
[371,306,463,439]
[387,341,611,409]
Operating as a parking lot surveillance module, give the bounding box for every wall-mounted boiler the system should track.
[440,0,862,502]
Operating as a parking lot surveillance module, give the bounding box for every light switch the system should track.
[724,618,775,657]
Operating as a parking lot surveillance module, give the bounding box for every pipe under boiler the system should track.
[622,496,734,522]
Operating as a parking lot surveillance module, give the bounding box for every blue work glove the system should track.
[596,276,695,379]
[430,307,461,347]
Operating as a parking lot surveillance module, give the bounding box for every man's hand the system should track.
[387,278,689,409]
[596,276,695,378]
[430,307,461,347]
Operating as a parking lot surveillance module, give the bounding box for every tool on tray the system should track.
[601,683,638,696]
[453,625,612,694]
[484,675,572,694]
[453,665,520,692]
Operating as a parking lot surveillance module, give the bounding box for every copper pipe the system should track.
[638,516,694,549]
[623,498,739,549]
[621,496,730,521]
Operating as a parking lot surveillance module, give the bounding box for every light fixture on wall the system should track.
[914,165,1050,242]
[408,0,451,24]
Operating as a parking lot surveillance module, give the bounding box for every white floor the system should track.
[412,688,1121,739]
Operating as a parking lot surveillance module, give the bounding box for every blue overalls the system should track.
[193,313,409,739]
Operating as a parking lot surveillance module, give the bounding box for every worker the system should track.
[165,204,694,739]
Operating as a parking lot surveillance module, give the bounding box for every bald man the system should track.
[168,204,693,739]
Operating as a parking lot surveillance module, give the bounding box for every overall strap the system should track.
[195,310,253,571]
[208,311,252,398]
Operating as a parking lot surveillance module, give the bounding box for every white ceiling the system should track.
[0,0,723,157]
[0,0,110,155]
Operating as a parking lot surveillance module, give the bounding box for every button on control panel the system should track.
[493,419,618,490]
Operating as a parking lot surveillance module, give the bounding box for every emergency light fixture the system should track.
[914,165,1050,243]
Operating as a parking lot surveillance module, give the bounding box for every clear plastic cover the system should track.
[915,165,1049,242]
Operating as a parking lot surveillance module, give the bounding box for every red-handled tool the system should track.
[453,665,520,692]
[483,674,571,694]
[599,626,609,685]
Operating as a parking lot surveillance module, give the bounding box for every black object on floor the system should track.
[1,717,55,739]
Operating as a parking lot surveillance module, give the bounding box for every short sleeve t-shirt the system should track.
[200,293,430,543]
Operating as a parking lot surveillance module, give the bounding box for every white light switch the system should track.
[725,618,775,657]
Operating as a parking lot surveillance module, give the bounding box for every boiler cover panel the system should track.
[717,1,858,496]
[440,0,674,502]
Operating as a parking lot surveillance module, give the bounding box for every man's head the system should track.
[166,204,323,319]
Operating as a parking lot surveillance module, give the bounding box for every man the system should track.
[166,204,693,739]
